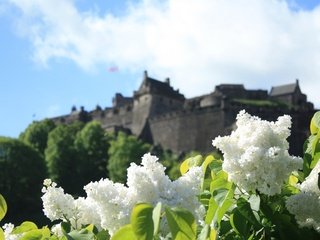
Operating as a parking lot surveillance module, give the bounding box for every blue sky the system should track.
[1,0,320,138]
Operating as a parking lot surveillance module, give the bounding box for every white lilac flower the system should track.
[85,153,204,235]
[51,224,63,237]
[212,110,302,196]
[2,223,22,240]
[286,160,320,232]
[84,178,134,234]
[42,153,203,236]
[41,181,77,222]
[127,153,204,219]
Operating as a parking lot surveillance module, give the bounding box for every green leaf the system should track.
[165,207,196,240]
[230,209,248,237]
[288,175,299,186]
[303,135,314,177]
[205,182,235,226]
[67,229,95,240]
[311,153,320,169]
[12,221,38,234]
[111,225,137,240]
[188,155,203,167]
[237,198,261,227]
[209,160,223,176]
[0,194,7,221]
[216,199,233,225]
[210,178,230,192]
[180,159,190,175]
[199,191,211,206]
[0,228,4,240]
[131,203,154,240]
[215,184,235,225]
[180,155,203,175]
[49,236,60,240]
[39,227,51,239]
[310,111,320,135]
[19,228,50,240]
[96,230,110,240]
[210,229,217,240]
[202,155,214,173]
[205,197,218,224]
[152,202,162,236]
[20,229,43,240]
[84,224,96,233]
[197,224,210,240]
[212,189,229,206]
[311,131,320,157]
[201,179,212,192]
[61,222,71,235]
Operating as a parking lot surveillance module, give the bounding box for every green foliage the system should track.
[107,132,151,183]
[0,194,7,222]
[4,220,110,240]
[0,194,6,240]
[180,154,203,175]
[159,150,181,180]
[232,98,289,108]
[74,121,110,185]
[12,221,38,234]
[111,225,136,240]
[165,207,197,240]
[131,203,154,240]
[45,123,84,194]
[0,137,47,222]
[2,220,58,240]
[303,111,320,178]
[19,119,56,155]
[152,202,162,236]
[45,121,110,194]
[0,228,4,240]
[310,111,320,134]
[112,202,197,240]
[178,145,320,239]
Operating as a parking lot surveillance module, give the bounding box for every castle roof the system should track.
[270,80,300,96]
[135,71,184,100]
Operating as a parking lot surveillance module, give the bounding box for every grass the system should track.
[232,98,290,108]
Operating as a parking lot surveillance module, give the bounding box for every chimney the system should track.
[144,70,148,80]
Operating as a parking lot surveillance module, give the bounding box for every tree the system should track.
[159,150,181,180]
[19,119,56,155]
[74,121,110,186]
[45,122,84,194]
[0,137,47,224]
[107,132,151,183]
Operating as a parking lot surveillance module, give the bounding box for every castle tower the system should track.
[131,71,185,140]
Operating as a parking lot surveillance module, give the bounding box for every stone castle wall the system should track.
[149,107,227,154]
[51,73,316,156]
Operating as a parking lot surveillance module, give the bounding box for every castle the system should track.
[52,71,315,156]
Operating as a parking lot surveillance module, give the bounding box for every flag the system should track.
[108,66,119,72]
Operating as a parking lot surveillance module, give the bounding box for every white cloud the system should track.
[6,0,320,107]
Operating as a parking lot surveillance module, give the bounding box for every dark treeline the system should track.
[0,119,192,225]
